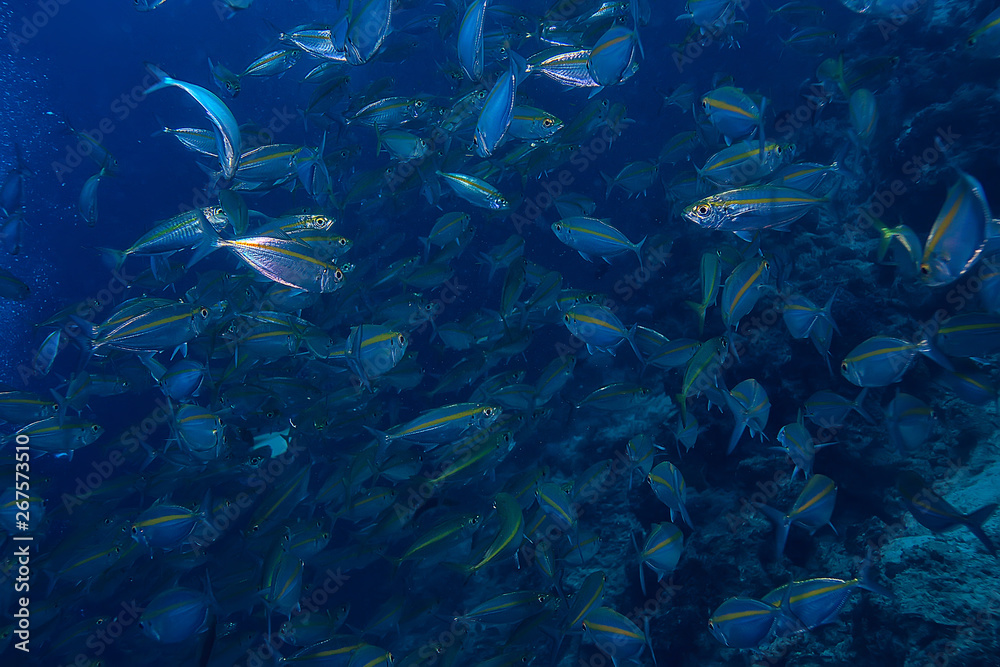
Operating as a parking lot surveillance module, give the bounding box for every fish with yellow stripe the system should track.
[131,498,209,550]
[840,335,952,387]
[437,170,511,210]
[366,402,502,454]
[754,474,837,558]
[562,302,640,358]
[634,522,683,596]
[721,256,771,331]
[72,299,221,356]
[192,215,346,293]
[4,417,102,456]
[582,606,654,666]
[551,216,646,267]
[698,140,794,188]
[966,7,1000,58]
[897,471,997,556]
[920,170,998,286]
[700,85,766,149]
[761,556,893,635]
[684,184,828,240]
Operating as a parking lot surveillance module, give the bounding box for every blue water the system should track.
[2,0,999,665]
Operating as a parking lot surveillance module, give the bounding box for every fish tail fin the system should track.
[509,50,529,85]
[762,0,775,21]
[633,235,647,270]
[187,210,223,270]
[675,392,688,424]
[965,503,999,556]
[137,351,167,383]
[822,287,841,335]
[373,123,384,156]
[754,502,790,557]
[95,246,126,272]
[625,323,643,364]
[143,62,175,94]
[684,299,708,335]
[643,615,657,666]
[758,96,768,154]
[601,172,613,199]
[851,387,874,423]
[629,0,644,58]
[363,426,393,460]
[857,552,895,597]
[917,338,954,372]
[151,114,169,138]
[680,502,694,529]
[772,584,806,638]
[68,314,99,341]
[727,418,746,455]
[48,387,69,425]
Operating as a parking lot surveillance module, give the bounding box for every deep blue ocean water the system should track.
[2,1,1000,665]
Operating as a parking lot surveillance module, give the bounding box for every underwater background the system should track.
[1,0,1000,665]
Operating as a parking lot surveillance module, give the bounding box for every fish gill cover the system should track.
[0,0,999,665]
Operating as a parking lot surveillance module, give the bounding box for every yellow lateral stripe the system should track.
[845,343,913,364]
[925,190,965,257]
[713,607,773,623]
[135,512,193,528]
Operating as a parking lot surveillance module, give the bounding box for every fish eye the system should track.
[764,260,771,269]
[554,224,561,231]
[543,118,554,127]
[841,363,848,372]
[200,307,210,317]
[338,238,347,246]
[131,526,138,534]
[701,99,709,109]
[415,100,425,107]
[397,334,405,344]
[919,264,930,275]
[775,146,782,154]
[697,205,710,216]
[563,314,570,323]
[92,424,101,432]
